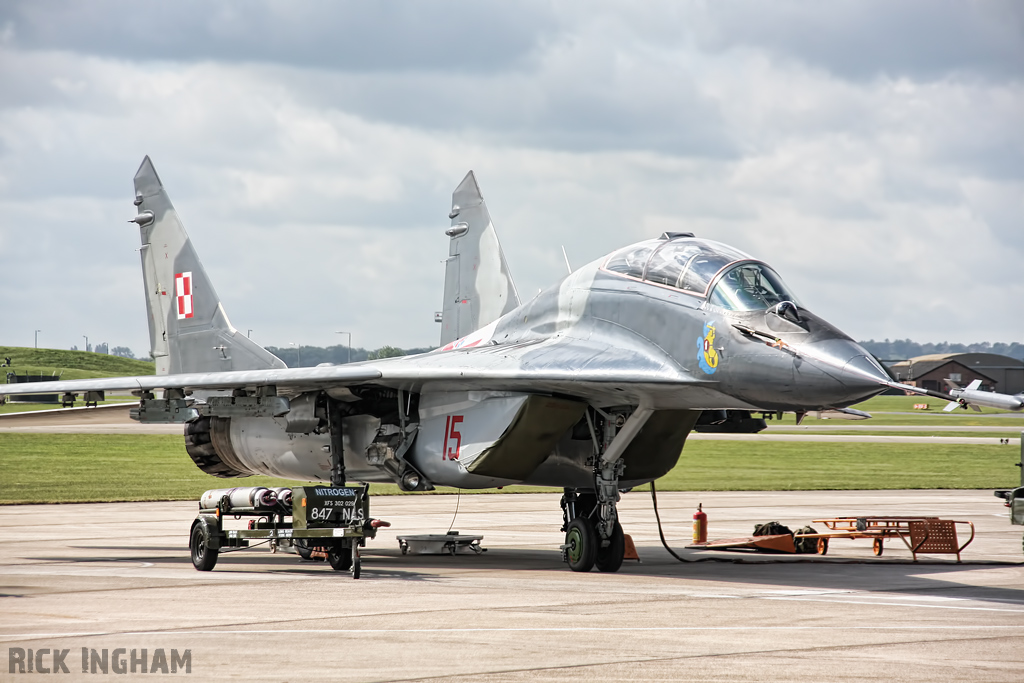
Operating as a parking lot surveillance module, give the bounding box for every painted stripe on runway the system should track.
[766,596,1024,612]
[5,625,1024,640]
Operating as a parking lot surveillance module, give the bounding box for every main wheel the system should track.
[565,517,597,572]
[873,538,884,556]
[328,545,353,571]
[190,522,218,572]
[595,521,625,573]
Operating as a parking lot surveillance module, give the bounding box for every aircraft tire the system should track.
[190,521,218,572]
[328,546,353,572]
[565,517,597,572]
[595,521,625,573]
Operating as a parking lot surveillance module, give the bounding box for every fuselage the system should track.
[450,234,890,413]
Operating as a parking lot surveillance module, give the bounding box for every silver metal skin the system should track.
[439,171,520,346]
[132,157,285,377]
[199,487,278,510]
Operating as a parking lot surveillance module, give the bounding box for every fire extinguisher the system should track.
[693,503,708,544]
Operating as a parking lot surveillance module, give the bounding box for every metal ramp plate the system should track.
[397,533,485,555]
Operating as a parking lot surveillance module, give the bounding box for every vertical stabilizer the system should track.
[439,171,520,345]
[131,157,286,374]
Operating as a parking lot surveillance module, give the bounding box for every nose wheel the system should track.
[561,491,626,573]
[595,521,625,573]
[565,517,598,572]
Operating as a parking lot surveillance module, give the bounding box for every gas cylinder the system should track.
[199,487,278,511]
[692,503,708,544]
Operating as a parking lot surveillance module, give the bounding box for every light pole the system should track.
[289,342,300,368]
[83,335,89,353]
[34,330,41,349]
[335,331,352,364]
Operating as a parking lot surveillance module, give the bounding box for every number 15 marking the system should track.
[443,415,463,460]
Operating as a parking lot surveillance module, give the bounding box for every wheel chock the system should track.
[623,534,641,562]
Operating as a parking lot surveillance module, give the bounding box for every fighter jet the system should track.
[0,157,989,572]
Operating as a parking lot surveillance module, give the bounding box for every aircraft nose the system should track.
[803,338,891,391]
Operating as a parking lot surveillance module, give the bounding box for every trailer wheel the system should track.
[817,538,829,555]
[873,538,884,556]
[294,539,316,561]
[328,546,352,572]
[190,521,218,571]
[351,546,361,580]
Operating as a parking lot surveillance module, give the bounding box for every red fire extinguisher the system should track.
[693,503,708,544]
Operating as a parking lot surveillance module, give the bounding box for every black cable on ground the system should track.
[446,489,462,535]
[649,481,1021,566]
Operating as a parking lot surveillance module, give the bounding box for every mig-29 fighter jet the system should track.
[3,157,1004,573]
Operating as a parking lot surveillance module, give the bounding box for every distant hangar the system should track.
[887,353,1024,395]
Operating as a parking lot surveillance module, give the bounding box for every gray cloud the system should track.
[697,0,1024,81]
[0,2,1022,356]
[0,0,557,73]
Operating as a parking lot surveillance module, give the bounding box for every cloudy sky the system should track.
[0,1,1021,358]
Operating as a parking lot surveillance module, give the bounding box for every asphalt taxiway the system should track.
[2,490,1022,681]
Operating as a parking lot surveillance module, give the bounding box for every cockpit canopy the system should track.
[603,236,801,311]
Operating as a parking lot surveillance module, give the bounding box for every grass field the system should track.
[850,395,1016,414]
[0,346,154,382]
[1,352,1020,504]
[0,433,1018,504]
[0,398,138,415]
[770,431,1022,438]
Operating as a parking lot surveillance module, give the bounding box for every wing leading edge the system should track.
[0,336,717,408]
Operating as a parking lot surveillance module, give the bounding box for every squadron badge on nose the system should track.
[698,321,719,375]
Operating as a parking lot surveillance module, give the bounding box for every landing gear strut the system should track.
[560,405,652,573]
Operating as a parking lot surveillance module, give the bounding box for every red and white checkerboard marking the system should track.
[175,272,194,320]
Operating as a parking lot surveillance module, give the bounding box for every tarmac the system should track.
[2,490,1022,681]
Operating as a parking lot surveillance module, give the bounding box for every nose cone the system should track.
[802,338,890,405]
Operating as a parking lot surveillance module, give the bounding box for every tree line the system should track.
[264,344,435,367]
[859,339,1024,362]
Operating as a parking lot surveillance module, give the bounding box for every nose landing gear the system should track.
[560,405,652,573]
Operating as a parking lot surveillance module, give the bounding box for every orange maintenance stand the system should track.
[794,517,975,562]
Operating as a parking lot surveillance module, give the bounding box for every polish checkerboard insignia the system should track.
[175,272,194,320]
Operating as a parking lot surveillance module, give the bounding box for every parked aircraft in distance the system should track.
[3,157,1019,572]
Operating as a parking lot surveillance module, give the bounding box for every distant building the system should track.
[887,353,1024,395]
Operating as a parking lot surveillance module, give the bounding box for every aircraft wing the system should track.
[0,336,719,409]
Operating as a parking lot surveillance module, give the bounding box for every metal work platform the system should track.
[794,516,975,561]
